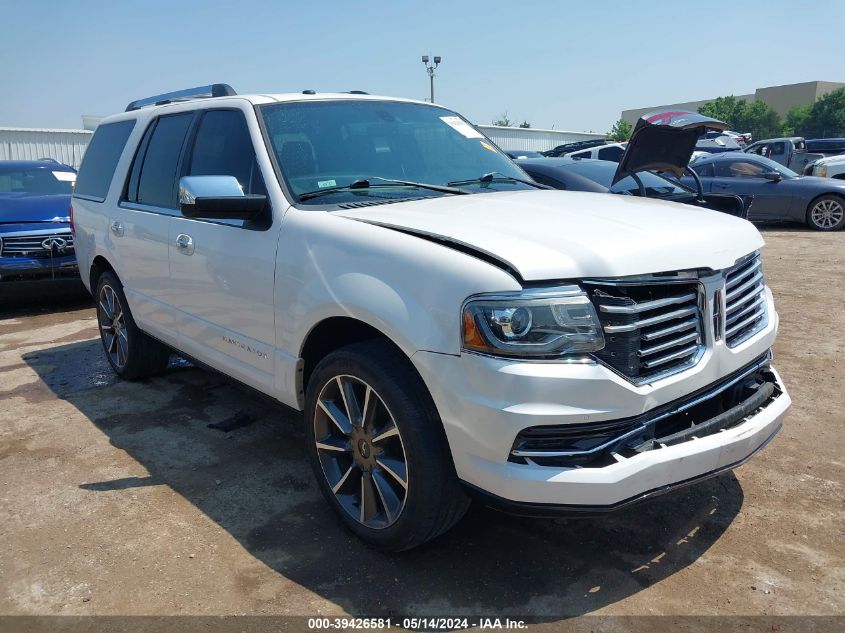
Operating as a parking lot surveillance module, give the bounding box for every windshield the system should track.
[745,155,798,178]
[259,100,532,204]
[560,160,691,196]
[0,168,76,195]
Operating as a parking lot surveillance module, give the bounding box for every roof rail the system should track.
[125,84,237,112]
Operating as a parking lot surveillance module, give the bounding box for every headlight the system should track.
[818,165,828,178]
[462,286,605,358]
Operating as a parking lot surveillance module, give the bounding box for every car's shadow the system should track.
[0,290,92,319]
[22,340,744,620]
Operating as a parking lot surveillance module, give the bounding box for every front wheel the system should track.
[305,340,469,551]
[806,195,845,231]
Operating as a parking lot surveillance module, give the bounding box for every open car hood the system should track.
[612,110,728,185]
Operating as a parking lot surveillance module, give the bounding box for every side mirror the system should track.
[761,171,781,182]
[179,175,267,220]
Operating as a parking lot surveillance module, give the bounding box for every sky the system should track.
[1,0,843,133]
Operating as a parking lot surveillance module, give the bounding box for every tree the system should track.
[519,120,531,129]
[782,104,812,137]
[607,118,632,142]
[698,96,782,140]
[492,111,512,127]
[788,88,845,137]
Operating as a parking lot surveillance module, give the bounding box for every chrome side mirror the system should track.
[178,175,267,220]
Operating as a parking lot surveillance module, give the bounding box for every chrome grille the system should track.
[724,252,768,347]
[0,232,74,258]
[586,281,704,383]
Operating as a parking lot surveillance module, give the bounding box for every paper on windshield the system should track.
[53,171,77,182]
[440,116,483,139]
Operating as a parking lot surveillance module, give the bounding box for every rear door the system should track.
[117,112,195,345]
[168,107,280,394]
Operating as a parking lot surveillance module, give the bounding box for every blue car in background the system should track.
[0,159,83,297]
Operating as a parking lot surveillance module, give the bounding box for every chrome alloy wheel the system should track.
[810,198,844,229]
[98,284,128,368]
[314,375,408,528]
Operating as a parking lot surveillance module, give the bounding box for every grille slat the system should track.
[0,233,73,258]
[724,253,767,347]
[587,282,703,383]
[641,317,698,341]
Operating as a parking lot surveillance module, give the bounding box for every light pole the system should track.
[421,55,441,103]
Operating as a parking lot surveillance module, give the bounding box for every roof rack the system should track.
[125,84,236,112]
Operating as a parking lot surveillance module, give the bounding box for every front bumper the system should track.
[412,310,789,508]
[0,255,83,294]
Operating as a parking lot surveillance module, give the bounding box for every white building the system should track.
[0,127,93,169]
[476,125,604,153]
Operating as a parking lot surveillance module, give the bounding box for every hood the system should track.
[0,192,72,225]
[334,190,763,281]
[813,153,845,167]
[613,110,728,185]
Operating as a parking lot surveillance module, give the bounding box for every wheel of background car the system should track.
[304,339,469,551]
[806,195,845,231]
[95,271,171,379]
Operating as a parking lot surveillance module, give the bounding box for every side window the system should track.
[134,113,193,209]
[187,110,266,196]
[772,142,786,156]
[746,144,764,156]
[715,160,766,178]
[597,146,624,162]
[570,151,590,159]
[692,162,714,178]
[74,120,136,201]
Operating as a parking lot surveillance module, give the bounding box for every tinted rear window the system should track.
[74,120,135,200]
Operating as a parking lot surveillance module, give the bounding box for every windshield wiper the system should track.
[448,171,551,189]
[299,177,469,201]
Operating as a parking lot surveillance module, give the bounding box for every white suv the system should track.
[72,85,791,551]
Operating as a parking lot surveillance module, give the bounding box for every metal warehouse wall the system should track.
[477,126,605,152]
[0,128,93,169]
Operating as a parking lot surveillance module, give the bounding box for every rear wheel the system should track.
[806,195,845,231]
[305,340,469,551]
[95,271,170,379]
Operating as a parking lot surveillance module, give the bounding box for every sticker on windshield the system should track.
[440,116,483,139]
[317,179,337,189]
[52,171,76,182]
[479,140,497,153]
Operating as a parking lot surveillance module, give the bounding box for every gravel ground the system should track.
[0,227,842,630]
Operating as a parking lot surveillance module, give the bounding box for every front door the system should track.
[709,158,793,221]
[168,108,281,394]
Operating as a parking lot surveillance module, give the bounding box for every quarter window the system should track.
[187,110,266,196]
[74,120,135,201]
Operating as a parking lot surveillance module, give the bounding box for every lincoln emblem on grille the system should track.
[41,237,68,252]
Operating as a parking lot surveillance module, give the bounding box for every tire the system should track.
[806,194,845,231]
[305,340,469,551]
[95,271,171,380]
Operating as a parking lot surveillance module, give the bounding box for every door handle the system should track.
[175,233,194,255]
[110,220,124,237]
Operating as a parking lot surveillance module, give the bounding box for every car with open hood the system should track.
[72,87,790,551]
[0,159,83,296]
[518,110,750,218]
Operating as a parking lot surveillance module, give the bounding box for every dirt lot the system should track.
[1,228,843,629]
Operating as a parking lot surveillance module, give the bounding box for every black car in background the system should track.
[685,153,845,231]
